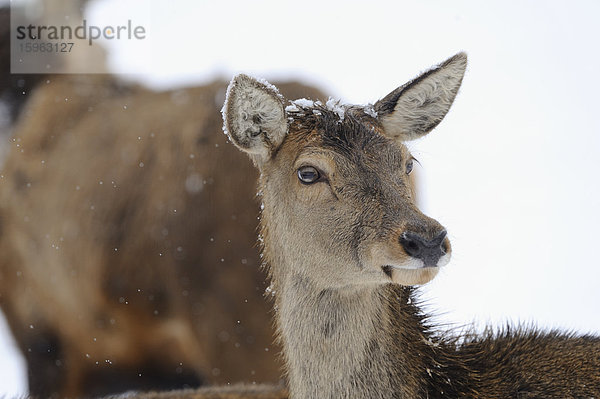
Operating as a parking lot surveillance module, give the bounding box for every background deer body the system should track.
[223,54,600,398]
[0,74,324,397]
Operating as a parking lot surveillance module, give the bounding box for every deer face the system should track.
[223,53,466,287]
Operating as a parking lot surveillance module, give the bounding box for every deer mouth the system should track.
[381,263,441,285]
[382,264,432,277]
[381,248,452,278]
[370,242,450,284]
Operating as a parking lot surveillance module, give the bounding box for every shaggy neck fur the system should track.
[269,258,472,399]
[277,274,395,399]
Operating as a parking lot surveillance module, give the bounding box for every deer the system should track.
[0,72,323,398]
[217,53,600,398]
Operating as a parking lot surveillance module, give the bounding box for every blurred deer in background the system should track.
[0,70,324,397]
[2,8,330,398]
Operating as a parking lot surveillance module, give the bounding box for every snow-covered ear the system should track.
[375,52,467,141]
[222,74,288,163]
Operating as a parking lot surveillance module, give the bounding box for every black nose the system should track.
[399,230,447,267]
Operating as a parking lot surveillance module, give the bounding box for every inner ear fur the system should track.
[222,74,288,162]
[375,52,467,141]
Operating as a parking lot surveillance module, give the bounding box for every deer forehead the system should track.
[282,109,413,178]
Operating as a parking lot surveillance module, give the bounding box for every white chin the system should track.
[387,259,424,270]
[387,252,451,270]
[385,257,426,271]
[385,253,451,285]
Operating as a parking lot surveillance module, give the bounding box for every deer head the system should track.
[223,53,466,288]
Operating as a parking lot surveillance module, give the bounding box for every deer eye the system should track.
[297,166,321,184]
[405,159,414,175]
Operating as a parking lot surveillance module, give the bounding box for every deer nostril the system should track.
[399,233,422,258]
[399,230,448,267]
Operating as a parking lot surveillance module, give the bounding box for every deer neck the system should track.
[274,269,429,399]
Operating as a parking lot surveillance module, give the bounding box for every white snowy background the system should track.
[2,0,600,395]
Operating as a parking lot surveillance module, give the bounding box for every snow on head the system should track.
[325,97,345,121]
[363,104,378,118]
[285,98,316,115]
[285,104,299,113]
[293,98,315,108]
[286,96,348,123]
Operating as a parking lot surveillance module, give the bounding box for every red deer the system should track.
[0,73,324,398]
[217,53,600,398]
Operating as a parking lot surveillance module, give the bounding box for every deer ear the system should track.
[222,74,288,162]
[375,52,467,141]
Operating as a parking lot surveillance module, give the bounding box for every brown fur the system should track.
[0,75,324,398]
[103,384,287,399]
[221,54,600,398]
